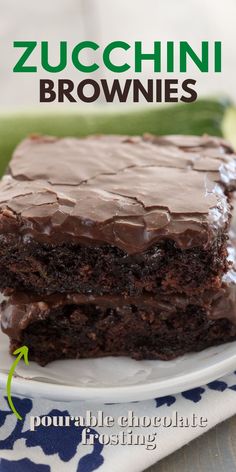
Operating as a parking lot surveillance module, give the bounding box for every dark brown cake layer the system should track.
[0,134,235,296]
[0,234,228,296]
[2,267,236,365]
[7,308,236,366]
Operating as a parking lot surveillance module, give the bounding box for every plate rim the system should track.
[1,343,236,402]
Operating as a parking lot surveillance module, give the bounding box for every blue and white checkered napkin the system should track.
[0,371,236,472]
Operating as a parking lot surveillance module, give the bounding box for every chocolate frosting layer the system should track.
[0,134,235,253]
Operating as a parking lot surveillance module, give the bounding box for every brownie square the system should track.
[0,134,235,297]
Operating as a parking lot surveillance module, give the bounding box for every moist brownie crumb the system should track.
[1,265,236,366]
[0,235,229,296]
[2,297,236,366]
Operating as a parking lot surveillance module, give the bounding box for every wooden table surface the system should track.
[145,415,236,472]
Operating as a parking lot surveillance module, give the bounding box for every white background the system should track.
[0,0,236,109]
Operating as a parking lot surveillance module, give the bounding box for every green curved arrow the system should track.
[6,346,29,420]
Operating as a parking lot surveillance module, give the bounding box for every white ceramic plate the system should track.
[0,330,235,402]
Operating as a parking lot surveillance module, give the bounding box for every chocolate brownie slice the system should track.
[0,134,235,297]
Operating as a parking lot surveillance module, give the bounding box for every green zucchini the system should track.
[223,106,236,149]
[0,98,231,177]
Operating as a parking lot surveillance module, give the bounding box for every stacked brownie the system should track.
[0,134,236,366]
